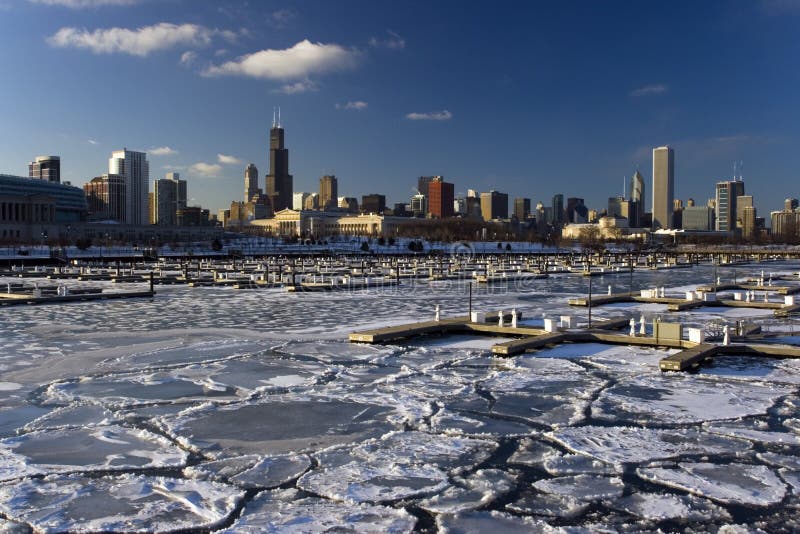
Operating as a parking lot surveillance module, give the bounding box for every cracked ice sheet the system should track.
[533,474,625,501]
[185,453,311,490]
[699,356,800,386]
[275,340,399,363]
[0,425,187,482]
[507,490,589,519]
[593,374,792,425]
[436,510,553,533]
[546,426,750,466]
[429,409,536,438]
[163,398,396,459]
[480,358,607,427]
[418,469,515,514]
[703,421,800,446]
[298,431,497,504]
[608,492,731,522]
[221,488,416,533]
[637,462,787,506]
[0,474,243,533]
[22,404,119,432]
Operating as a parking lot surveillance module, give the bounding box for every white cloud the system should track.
[277,79,318,94]
[336,100,368,110]
[202,39,361,80]
[179,51,197,66]
[270,8,296,27]
[48,23,219,56]
[217,153,242,165]
[369,30,405,49]
[406,110,452,121]
[87,139,98,145]
[189,162,223,177]
[29,0,137,7]
[150,146,178,156]
[630,84,668,97]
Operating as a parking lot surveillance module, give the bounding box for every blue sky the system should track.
[1,0,799,217]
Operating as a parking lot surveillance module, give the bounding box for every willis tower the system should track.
[265,108,293,211]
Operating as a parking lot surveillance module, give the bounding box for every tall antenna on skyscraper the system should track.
[272,107,277,128]
[623,175,627,199]
[278,107,282,128]
[739,160,743,182]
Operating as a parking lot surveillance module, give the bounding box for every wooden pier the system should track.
[0,289,155,306]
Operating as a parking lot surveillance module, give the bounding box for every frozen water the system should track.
[429,409,536,437]
[594,374,791,424]
[507,490,589,519]
[419,469,516,513]
[0,474,243,533]
[700,356,800,385]
[703,421,800,446]
[436,510,553,533]
[757,452,800,470]
[221,488,416,533]
[22,404,119,431]
[542,452,622,476]
[507,438,559,466]
[780,469,800,494]
[637,462,787,506]
[185,453,312,490]
[0,425,187,481]
[609,492,731,522]
[547,426,751,465]
[533,474,625,501]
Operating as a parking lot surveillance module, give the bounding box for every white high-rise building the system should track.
[109,149,149,225]
[293,192,310,211]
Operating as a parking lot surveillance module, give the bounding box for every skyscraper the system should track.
[84,174,125,222]
[715,180,745,232]
[244,163,259,202]
[319,175,338,210]
[29,156,61,183]
[480,191,508,221]
[652,146,674,229]
[265,110,293,212]
[153,172,187,225]
[361,194,386,214]
[428,177,455,218]
[630,169,645,227]
[551,194,564,225]
[513,198,531,220]
[109,149,149,225]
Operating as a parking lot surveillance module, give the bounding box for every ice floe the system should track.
[0,474,243,533]
[185,452,311,489]
[436,510,553,533]
[608,492,731,522]
[593,375,791,424]
[419,469,515,513]
[221,488,416,533]
[547,426,751,465]
[533,474,625,501]
[703,421,800,446]
[506,491,589,519]
[0,425,187,481]
[637,462,787,506]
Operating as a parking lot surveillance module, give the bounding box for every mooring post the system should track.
[149,271,154,293]
[588,271,592,328]
[468,281,473,319]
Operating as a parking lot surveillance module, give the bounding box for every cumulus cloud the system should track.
[630,84,668,97]
[189,162,222,177]
[29,0,137,7]
[150,146,178,156]
[277,79,318,94]
[179,51,197,66]
[217,153,242,165]
[202,39,360,80]
[336,100,368,110]
[48,23,219,56]
[405,110,452,121]
[369,30,405,49]
[87,139,98,145]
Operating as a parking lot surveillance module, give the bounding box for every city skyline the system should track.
[1,1,800,216]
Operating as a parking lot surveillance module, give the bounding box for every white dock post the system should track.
[511,308,518,328]
[639,314,646,335]
[608,285,612,295]
[660,286,665,298]
[723,325,730,346]
[435,304,440,322]
[498,310,505,327]
[764,292,769,302]
[629,318,636,337]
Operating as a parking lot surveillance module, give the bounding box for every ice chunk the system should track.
[22,404,118,431]
[533,474,625,501]
[637,462,787,506]
[165,399,395,459]
[419,469,515,514]
[508,438,559,466]
[609,492,731,521]
[780,469,800,494]
[757,452,800,470]
[276,340,398,363]
[593,375,790,424]
[703,421,800,446]
[430,409,534,438]
[436,510,552,533]
[221,488,416,533]
[0,474,243,533]
[547,426,750,465]
[186,453,311,490]
[542,452,621,476]
[352,431,497,471]
[700,356,800,385]
[297,458,449,503]
[506,491,588,519]
[0,425,187,481]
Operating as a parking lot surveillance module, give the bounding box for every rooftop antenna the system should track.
[739,160,743,182]
[272,107,276,128]
[623,175,627,199]
[278,107,282,128]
